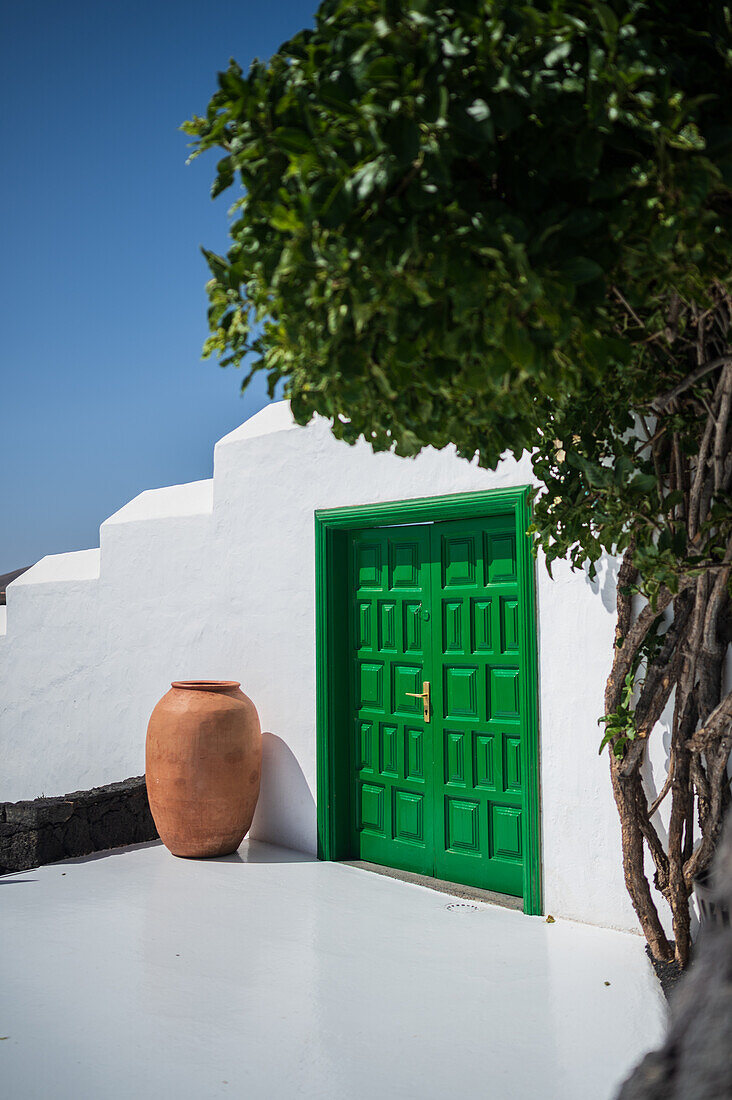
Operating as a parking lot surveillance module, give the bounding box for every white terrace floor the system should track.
[1,840,665,1100]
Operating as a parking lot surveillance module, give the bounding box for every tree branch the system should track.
[605,581,691,717]
[647,762,674,819]
[687,692,732,754]
[652,356,732,413]
[684,698,732,884]
[713,363,732,492]
[688,398,719,539]
[619,603,690,778]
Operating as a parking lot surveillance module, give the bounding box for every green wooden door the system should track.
[349,512,529,898]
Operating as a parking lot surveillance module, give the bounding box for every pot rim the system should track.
[171,680,241,692]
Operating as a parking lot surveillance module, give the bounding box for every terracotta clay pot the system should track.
[145,681,262,858]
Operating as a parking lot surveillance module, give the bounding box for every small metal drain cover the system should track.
[445,902,481,912]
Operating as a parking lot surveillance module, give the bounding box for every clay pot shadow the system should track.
[246,731,317,858]
[205,841,315,865]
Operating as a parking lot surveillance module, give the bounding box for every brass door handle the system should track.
[405,681,431,723]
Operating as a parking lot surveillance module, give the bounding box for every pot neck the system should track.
[171,680,241,693]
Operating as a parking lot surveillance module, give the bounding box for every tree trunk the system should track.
[610,758,673,960]
[603,290,732,966]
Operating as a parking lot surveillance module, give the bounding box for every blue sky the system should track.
[1,1,317,574]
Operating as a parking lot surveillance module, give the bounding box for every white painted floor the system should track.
[0,841,665,1100]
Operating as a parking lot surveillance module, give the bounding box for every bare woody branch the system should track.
[605,580,692,717]
[652,355,732,413]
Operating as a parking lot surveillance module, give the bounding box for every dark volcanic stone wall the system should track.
[0,776,158,874]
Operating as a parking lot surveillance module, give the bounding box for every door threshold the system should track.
[342,860,524,912]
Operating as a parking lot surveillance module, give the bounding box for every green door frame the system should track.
[314,487,542,915]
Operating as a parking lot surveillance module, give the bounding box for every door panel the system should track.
[349,526,434,875]
[429,517,524,896]
[347,512,528,898]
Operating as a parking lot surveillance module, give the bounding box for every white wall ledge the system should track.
[213,401,300,450]
[10,548,101,587]
[103,480,213,526]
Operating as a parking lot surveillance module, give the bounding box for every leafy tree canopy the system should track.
[185,0,731,581]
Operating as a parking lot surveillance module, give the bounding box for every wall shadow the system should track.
[582,554,620,614]
[248,731,317,857]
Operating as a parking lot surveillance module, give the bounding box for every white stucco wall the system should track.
[1,400,660,932]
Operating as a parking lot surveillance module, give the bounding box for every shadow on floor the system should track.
[50,837,313,868]
[56,840,163,866]
[207,840,316,865]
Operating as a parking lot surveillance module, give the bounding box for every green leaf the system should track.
[544,41,572,68]
[467,98,491,123]
[319,83,359,117]
[269,205,303,233]
[629,472,656,493]
[365,56,399,83]
[273,128,313,154]
[559,257,604,285]
[594,4,619,36]
[384,117,420,165]
[668,123,706,151]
